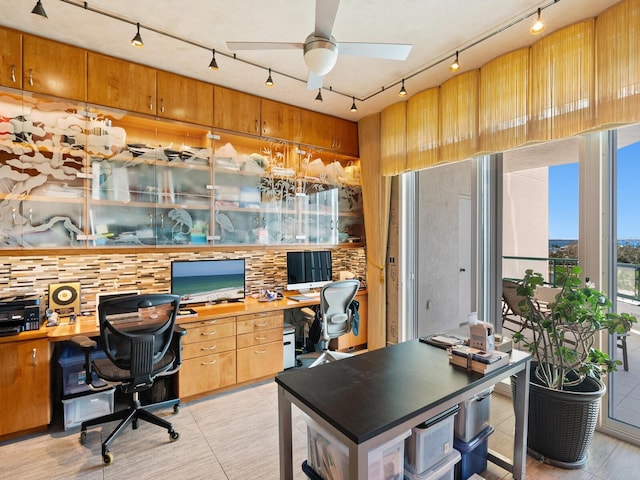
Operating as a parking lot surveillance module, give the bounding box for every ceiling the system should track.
[0,0,620,121]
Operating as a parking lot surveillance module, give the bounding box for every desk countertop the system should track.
[276,340,530,444]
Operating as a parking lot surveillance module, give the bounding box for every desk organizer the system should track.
[404,449,461,480]
[405,405,459,474]
[453,424,494,480]
[303,414,410,480]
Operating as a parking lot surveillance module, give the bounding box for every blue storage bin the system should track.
[58,343,108,397]
[453,424,494,480]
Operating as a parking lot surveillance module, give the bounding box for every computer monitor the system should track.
[286,250,332,292]
[171,259,245,305]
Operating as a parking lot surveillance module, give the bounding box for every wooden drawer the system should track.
[182,336,236,360]
[236,341,283,383]
[182,321,235,344]
[237,327,283,349]
[178,350,236,399]
[237,312,283,334]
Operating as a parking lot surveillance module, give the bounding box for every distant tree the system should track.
[618,244,640,265]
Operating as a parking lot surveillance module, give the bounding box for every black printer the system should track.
[0,295,42,336]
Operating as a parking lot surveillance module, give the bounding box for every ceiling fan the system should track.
[226,0,412,90]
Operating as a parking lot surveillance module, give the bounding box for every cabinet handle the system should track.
[202,320,217,325]
[201,331,217,336]
[11,208,16,224]
[28,209,33,225]
[255,336,267,340]
[201,359,217,365]
[201,345,217,351]
[255,119,259,133]
[254,349,267,354]
[159,213,164,228]
[255,322,269,327]
[32,348,37,366]
[330,219,335,230]
[263,121,267,134]
[149,213,153,228]
[149,95,153,111]
[10,65,15,83]
[160,98,165,113]
[29,68,33,86]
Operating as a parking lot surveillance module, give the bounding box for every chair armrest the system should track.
[70,335,98,391]
[70,335,97,350]
[172,325,187,370]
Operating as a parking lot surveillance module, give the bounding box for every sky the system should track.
[548,141,640,240]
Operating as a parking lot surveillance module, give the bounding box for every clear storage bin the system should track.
[454,387,493,442]
[61,388,114,430]
[405,449,461,480]
[405,405,458,474]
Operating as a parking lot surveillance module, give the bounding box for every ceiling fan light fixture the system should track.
[265,68,274,87]
[31,0,47,18]
[530,8,545,34]
[350,97,357,112]
[399,79,407,97]
[131,23,144,48]
[315,88,323,102]
[209,49,219,70]
[303,35,338,76]
[449,51,460,72]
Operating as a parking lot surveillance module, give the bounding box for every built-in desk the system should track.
[276,340,531,480]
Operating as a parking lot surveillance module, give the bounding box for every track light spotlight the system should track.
[530,8,545,34]
[315,88,323,102]
[31,0,47,18]
[398,79,407,97]
[265,68,274,87]
[449,51,460,72]
[131,23,144,48]
[208,49,219,70]
[350,97,357,112]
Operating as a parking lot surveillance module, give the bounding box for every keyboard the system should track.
[289,294,319,302]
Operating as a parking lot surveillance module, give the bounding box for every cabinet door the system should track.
[213,86,261,135]
[261,99,301,142]
[179,350,236,399]
[300,109,335,150]
[88,52,156,115]
[335,118,359,156]
[0,27,21,89]
[0,338,50,436]
[23,35,86,101]
[157,71,213,126]
[297,186,339,244]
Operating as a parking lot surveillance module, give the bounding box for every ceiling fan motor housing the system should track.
[303,34,338,76]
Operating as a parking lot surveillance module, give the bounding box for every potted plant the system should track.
[510,265,636,468]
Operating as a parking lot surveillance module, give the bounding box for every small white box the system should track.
[304,414,410,480]
[405,449,461,480]
[61,388,114,430]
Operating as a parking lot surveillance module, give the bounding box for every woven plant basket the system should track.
[511,362,606,468]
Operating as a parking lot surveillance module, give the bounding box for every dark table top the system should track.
[276,340,530,444]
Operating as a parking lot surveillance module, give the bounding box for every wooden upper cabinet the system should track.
[157,71,213,126]
[0,28,22,89]
[87,52,156,115]
[23,35,86,101]
[300,109,335,150]
[214,86,261,135]
[335,117,359,157]
[261,99,301,142]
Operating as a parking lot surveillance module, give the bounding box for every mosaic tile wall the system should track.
[0,247,366,313]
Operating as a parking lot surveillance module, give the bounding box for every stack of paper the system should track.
[449,345,510,374]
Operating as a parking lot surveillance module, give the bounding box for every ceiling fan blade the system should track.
[307,71,324,90]
[315,0,341,39]
[226,41,303,51]
[338,42,412,60]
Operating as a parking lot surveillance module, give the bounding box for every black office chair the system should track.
[308,279,360,368]
[71,293,185,465]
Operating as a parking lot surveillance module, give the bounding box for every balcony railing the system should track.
[503,256,640,302]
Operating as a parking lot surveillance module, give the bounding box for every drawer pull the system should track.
[29,68,33,86]
[201,359,217,365]
[255,349,267,354]
[32,348,37,366]
[201,331,217,336]
[202,320,217,325]
[255,323,269,327]
[255,336,267,340]
[11,65,16,83]
[201,345,217,350]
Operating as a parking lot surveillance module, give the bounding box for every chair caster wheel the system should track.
[79,431,86,445]
[102,452,113,465]
[173,404,180,414]
[169,430,179,441]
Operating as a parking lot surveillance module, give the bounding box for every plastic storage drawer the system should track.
[453,424,494,480]
[61,388,115,430]
[58,343,108,396]
[405,405,458,474]
[304,414,410,480]
[405,449,461,480]
[454,387,493,442]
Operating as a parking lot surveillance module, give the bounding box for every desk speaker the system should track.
[49,282,81,317]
